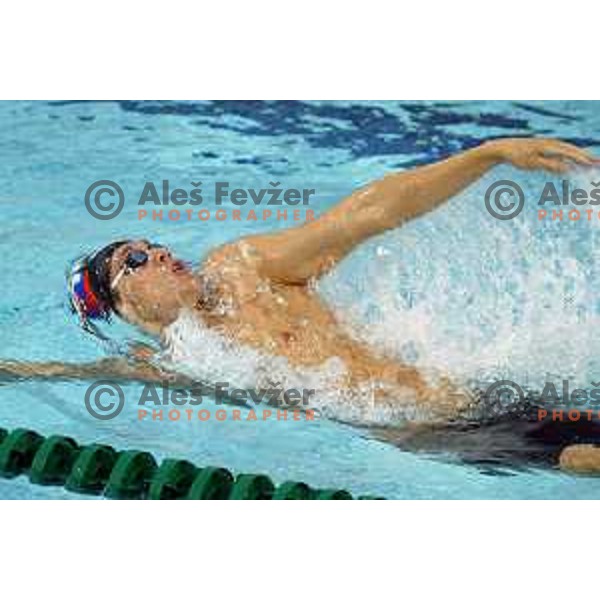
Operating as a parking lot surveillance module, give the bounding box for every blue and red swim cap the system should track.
[67,240,129,325]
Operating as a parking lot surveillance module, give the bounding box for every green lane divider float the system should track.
[0,427,384,500]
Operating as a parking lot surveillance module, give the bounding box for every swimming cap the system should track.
[67,240,128,326]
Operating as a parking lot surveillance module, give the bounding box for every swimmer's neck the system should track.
[146,273,219,341]
[123,290,208,344]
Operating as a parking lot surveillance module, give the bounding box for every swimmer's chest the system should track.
[217,279,349,363]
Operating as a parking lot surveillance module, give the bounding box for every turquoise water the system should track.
[2,100,600,499]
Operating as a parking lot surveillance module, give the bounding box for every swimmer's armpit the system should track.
[0,357,193,387]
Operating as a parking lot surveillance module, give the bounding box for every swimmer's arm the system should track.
[0,358,193,386]
[559,444,600,474]
[247,139,595,283]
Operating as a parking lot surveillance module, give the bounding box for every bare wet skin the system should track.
[196,241,472,422]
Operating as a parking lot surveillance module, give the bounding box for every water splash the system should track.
[160,310,425,425]
[322,165,600,391]
[159,165,600,423]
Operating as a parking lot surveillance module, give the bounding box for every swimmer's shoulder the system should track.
[197,238,269,304]
[200,236,267,276]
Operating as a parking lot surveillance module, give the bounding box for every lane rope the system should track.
[0,427,384,500]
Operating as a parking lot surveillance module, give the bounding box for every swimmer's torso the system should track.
[190,241,470,420]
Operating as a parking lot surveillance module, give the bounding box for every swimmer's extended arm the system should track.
[247,138,596,283]
[0,357,193,386]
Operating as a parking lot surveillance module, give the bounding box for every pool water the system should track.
[2,100,600,499]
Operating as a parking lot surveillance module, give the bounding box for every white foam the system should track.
[321,166,600,391]
[159,309,424,425]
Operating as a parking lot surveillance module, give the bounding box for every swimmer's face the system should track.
[109,240,198,331]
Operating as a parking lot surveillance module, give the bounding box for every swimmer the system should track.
[2,137,599,473]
